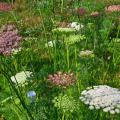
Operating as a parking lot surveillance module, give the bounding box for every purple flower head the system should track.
[27,91,36,98]
[77,7,86,16]
[0,24,22,56]
[27,91,36,103]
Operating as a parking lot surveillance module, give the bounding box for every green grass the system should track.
[0,0,120,120]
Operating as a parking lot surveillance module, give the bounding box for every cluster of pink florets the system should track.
[0,2,12,11]
[48,71,76,88]
[0,24,22,55]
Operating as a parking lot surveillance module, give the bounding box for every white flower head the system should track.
[110,110,115,114]
[115,109,120,113]
[69,22,84,31]
[11,71,33,85]
[45,40,62,48]
[89,106,94,110]
[45,40,56,47]
[12,47,22,55]
[80,85,120,114]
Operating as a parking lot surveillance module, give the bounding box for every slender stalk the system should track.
[62,113,65,120]
[74,45,77,68]
[61,0,64,13]
[2,71,34,120]
[0,58,34,119]
[66,45,69,71]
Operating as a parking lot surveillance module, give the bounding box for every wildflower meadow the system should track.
[0,0,120,120]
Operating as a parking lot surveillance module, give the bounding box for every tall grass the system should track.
[0,0,120,120]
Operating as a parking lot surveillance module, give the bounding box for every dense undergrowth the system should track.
[0,0,120,120]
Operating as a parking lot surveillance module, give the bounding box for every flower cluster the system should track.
[69,22,84,31]
[48,71,76,88]
[105,5,120,12]
[79,50,94,58]
[80,85,120,114]
[77,7,86,16]
[0,24,22,55]
[53,94,78,113]
[0,2,12,11]
[53,21,84,33]
[90,11,100,17]
[11,71,33,86]
[27,90,36,103]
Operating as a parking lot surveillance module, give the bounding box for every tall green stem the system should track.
[66,45,69,71]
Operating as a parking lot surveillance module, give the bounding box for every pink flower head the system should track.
[48,71,76,88]
[0,24,22,56]
[77,7,86,16]
[105,5,120,12]
[90,11,100,17]
[0,2,12,11]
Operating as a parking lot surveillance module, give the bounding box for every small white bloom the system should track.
[12,47,22,54]
[103,107,111,112]
[115,109,120,113]
[81,90,88,95]
[70,22,78,28]
[89,106,94,110]
[79,97,84,100]
[45,40,56,47]
[80,98,86,102]
[86,86,92,90]
[95,106,100,109]
[69,22,84,31]
[117,104,120,108]
[110,110,115,114]
[84,101,90,105]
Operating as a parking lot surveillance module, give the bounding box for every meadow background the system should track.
[0,0,120,120]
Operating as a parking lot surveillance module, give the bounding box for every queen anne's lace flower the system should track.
[69,22,84,31]
[80,85,120,114]
[11,71,33,85]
